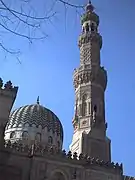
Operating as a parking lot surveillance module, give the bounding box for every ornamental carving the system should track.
[80,47,91,65]
[73,67,107,90]
[78,33,102,49]
[73,72,92,89]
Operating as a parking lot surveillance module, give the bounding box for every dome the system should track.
[81,11,99,26]
[5,104,63,149]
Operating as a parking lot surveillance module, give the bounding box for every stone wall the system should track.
[0,142,123,180]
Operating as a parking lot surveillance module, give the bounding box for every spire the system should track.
[85,0,94,12]
[36,96,40,105]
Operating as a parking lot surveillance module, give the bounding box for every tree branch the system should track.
[0,0,83,58]
[58,0,84,8]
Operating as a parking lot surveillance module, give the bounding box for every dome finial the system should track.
[86,0,94,12]
[37,96,40,104]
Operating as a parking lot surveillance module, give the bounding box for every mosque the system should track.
[0,1,134,180]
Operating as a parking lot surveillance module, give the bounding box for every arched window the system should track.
[86,23,89,32]
[48,136,53,145]
[10,131,15,139]
[35,133,41,142]
[93,105,98,120]
[91,23,95,32]
[82,94,87,116]
[94,105,97,113]
[88,102,91,114]
[22,131,29,140]
[82,27,85,33]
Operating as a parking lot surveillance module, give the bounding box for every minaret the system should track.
[70,1,111,162]
[0,78,18,148]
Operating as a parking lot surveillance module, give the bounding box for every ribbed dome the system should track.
[5,104,63,148]
[7,104,63,136]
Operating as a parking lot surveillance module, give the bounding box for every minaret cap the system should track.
[86,0,94,12]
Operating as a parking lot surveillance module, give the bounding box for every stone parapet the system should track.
[4,141,123,174]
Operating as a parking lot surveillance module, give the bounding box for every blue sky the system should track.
[0,0,135,177]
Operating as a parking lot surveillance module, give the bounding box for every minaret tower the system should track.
[70,1,111,162]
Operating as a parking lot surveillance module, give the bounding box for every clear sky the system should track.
[0,0,135,177]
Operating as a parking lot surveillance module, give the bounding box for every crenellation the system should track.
[0,78,18,92]
[3,141,123,174]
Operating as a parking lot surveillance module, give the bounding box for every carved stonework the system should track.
[80,47,91,65]
[73,71,92,89]
[78,33,102,48]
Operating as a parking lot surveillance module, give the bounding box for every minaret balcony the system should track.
[73,66,107,90]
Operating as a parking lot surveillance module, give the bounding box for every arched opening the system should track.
[35,133,41,142]
[50,172,66,180]
[86,23,89,32]
[82,27,85,33]
[91,23,95,32]
[10,131,15,139]
[82,94,87,116]
[93,105,98,120]
[88,102,91,114]
[48,136,53,145]
[94,105,97,113]
[75,98,78,115]
[22,131,29,140]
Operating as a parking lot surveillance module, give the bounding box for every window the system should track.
[48,136,53,144]
[22,131,29,140]
[88,102,91,114]
[86,23,89,32]
[35,133,41,142]
[82,94,87,116]
[94,105,97,113]
[10,131,15,139]
[91,23,95,32]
